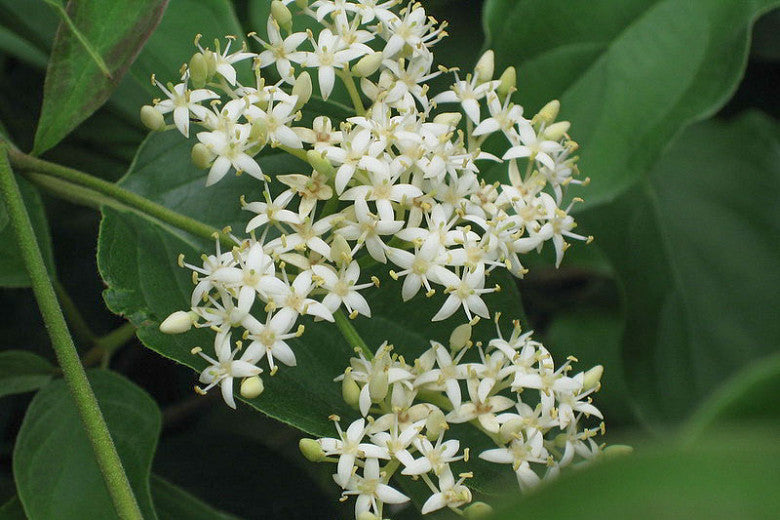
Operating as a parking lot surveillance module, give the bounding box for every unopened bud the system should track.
[449,323,472,351]
[292,71,312,109]
[140,105,165,131]
[307,149,335,177]
[368,370,388,402]
[536,99,560,124]
[159,310,193,334]
[191,143,213,169]
[464,502,493,519]
[603,444,633,458]
[543,121,570,141]
[497,66,516,101]
[189,52,209,88]
[498,417,523,444]
[299,438,325,462]
[474,50,494,84]
[425,409,447,440]
[240,375,264,398]
[357,513,378,520]
[352,52,383,78]
[330,234,352,266]
[341,372,361,409]
[249,118,268,145]
[582,365,603,391]
[433,112,462,127]
[271,0,293,33]
[295,0,309,9]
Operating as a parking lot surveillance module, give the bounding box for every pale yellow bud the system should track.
[368,369,388,402]
[140,105,165,131]
[189,52,209,88]
[603,444,633,458]
[352,52,383,77]
[240,375,264,399]
[330,234,352,266]
[295,0,309,9]
[307,149,336,177]
[357,513,378,520]
[299,438,325,462]
[498,417,524,444]
[159,310,193,334]
[474,50,495,84]
[497,66,516,102]
[341,372,361,409]
[464,502,493,519]
[433,112,462,127]
[191,143,213,170]
[536,99,560,124]
[249,118,268,145]
[543,121,570,141]
[292,71,312,109]
[271,0,293,33]
[449,323,472,351]
[582,365,604,391]
[425,409,447,440]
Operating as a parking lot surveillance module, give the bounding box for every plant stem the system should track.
[7,147,231,247]
[333,309,373,359]
[83,322,138,368]
[338,69,365,116]
[0,147,143,520]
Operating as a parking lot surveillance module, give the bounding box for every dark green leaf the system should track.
[0,26,48,68]
[13,370,161,520]
[580,112,780,423]
[0,351,54,398]
[483,0,778,207]
[151,475,242,520]
[33,0,168,154]
[0,176,55,288]
[0,496,25,520]
[493,429,780,520]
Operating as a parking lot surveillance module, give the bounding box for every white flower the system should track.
[244,190,302,234]
[432,76,499,125]
[340,457,409,517]
[153,80,217,138]
[503,121,564,171]
[253,19,307,81]
[301,28,371,99]
[242,310,302,370]
[193,332,262,409]
[318,418,390,487]
[445,374,515,433]
[432,264,495,322]
[479,429,548,490]
[197,125,264,185]
[312,261,373,318]
[420,467,472,514]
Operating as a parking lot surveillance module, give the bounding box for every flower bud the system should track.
[449,323,472,351]
[357,513,378,520]
[433,112,462,127]
[341,372,361,409]
[140,105,165,131]
[307,149,336,177]
[474,50,494,84]
[292,71,312,109]
[368,369,388,402]
[249,118,268,145]
[271,0,293,33]
[535,99,560,125]
[295,0,309,9]
[603,444,633,458]
[159,310,193,334]
[330,234,352,266]
[543,121,570,141]
[498,417,524,444]
[299,438,325,462]
[240,375,264,399]
[582,364,603,391]
[188,52,209,89]
[191,143,213,170]
[352,52,383,78]
[425,409,447,440]
[464,502,493,519]
[497,66,516,102]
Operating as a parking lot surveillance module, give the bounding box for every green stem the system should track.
[337,69,365,116]
[333,309,373,359]
[0,147,143,520]
[277,144,310,163]
[83,322,138,368]
[7,148,231,247]
[54,280,97,347]
[43,0,112,79]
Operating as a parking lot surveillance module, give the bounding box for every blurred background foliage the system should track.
[0,0,778,518]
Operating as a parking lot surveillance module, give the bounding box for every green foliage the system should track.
[0,350,54,399]
[33,0,168,155]
[483,0,778,206]
[13,370,160,520]
[150,475,242,520]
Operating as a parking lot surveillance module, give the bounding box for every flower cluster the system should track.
[301,319,606,518]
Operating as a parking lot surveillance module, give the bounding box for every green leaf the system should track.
[0,351,54,398]
[13,369,161,520]
[33,0,168,155]
[493,429,780,520]
[0,176,55,288]
[0,496,25,520]
[0,25,48,68]
[482,0,778,207]
[580,112,780,423]
[150,475,242,520]
[683,352,780,441]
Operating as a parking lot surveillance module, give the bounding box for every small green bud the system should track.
[299,438,325,462]
[603,444,633,459]
[189,52,209,88]
[140,105,165,131]
[449,323,472,351]
[271,0,293,33]
[474,50,495,84]
[307,149,336,177]
[249,118,268,145]
[292,71,313,109]
[330,234,352,267]
[582,364,603,391]
[543,121,570,141]
[341,371,361,409]
[240,376,264,399]
[191,143,213,170]
[368,369,389,402]
[295,0,309,9]
[425,409,447,440]
[464,502,494,519]
[352,52,383,78]
[497,66,516,102]
[159,310,193,334]
[498,417,524,444]
[535,99,560,125]
[432,112,462,127]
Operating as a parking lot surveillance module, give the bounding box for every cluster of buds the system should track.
[152,0,591,407]
[301,318,606,518]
